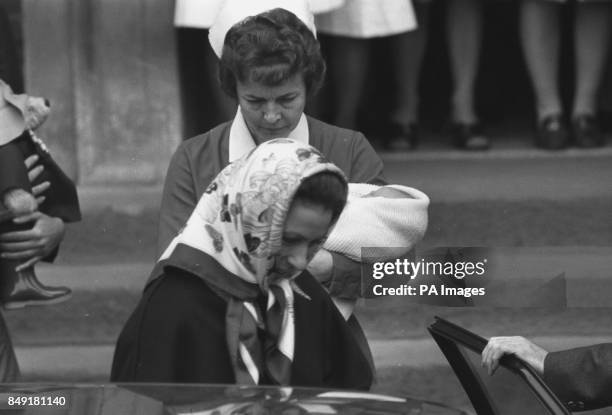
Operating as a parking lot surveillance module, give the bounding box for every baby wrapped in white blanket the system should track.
[321,183,430,318]
[324,183,429,261]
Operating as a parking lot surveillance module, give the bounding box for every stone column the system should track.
[22,0,78,179]
[23,0,181,185]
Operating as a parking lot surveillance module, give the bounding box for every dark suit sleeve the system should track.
[0,143,30,197]
[544,343,612,411]
[157,143,198,256]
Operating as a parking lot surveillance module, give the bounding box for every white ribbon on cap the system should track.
[208,0,317,58]
[174,0,225,29]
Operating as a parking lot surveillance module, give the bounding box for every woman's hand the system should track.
[0,212,65,271]
[25,154,51,205]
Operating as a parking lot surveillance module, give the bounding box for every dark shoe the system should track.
[572,114,605,148]
[0,263,72,310]
[385,122,418,150]
[452,123,490,150]
[535,115,570,150]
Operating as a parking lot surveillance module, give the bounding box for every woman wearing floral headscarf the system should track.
[111,139,372,388]
[151,0,429,385]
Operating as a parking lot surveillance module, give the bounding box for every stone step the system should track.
[75,151,612,215]
[5,254,612,352]
[37,246,612,303]
[54,197,612,267]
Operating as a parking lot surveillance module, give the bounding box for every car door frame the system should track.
[428,316,570,415]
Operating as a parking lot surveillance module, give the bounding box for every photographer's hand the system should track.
[0,212,65,270]
[25,154,51,205]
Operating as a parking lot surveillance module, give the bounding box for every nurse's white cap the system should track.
[209,0,317,59]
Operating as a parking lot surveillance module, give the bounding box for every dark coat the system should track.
[544,343,612,411]
[111,246,373,390]
[0,130,80,225]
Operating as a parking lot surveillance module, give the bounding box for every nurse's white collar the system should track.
[228,107,309,162]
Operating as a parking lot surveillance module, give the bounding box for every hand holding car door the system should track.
[483,337,612,411]
[482,336,548,376]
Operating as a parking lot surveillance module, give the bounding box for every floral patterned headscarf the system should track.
[160,138,346,288]
[158,139,347,385]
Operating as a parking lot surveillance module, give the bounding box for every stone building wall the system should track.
[21,0,181,184]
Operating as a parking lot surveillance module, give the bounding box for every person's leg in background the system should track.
[0,4,23,92]
[520,0,568,149]
[202,35,236,126]
[572,0,612,147]
[387,1,431,150]
[176,28,209,138]
[0,312,19,382]
[326,35,371,130]
[446,0,490,150]
[176,28,235,139]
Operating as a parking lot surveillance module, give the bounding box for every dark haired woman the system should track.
[112,140,373,388]
[155,0,429,376]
